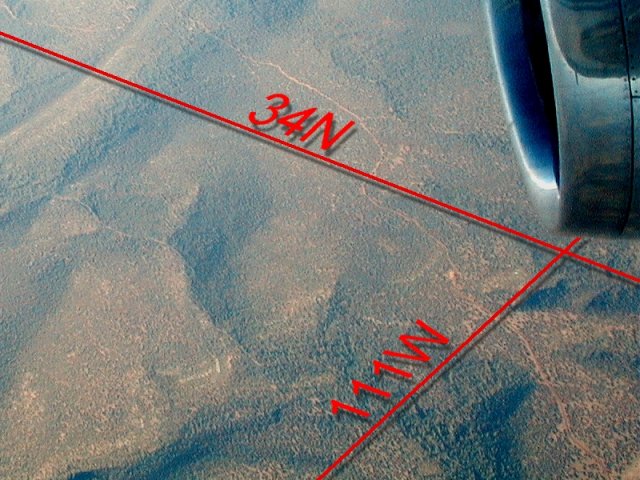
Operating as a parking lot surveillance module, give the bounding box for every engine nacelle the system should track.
[486,0,640,235]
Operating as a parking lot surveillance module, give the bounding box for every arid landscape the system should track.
[0,1,638,478]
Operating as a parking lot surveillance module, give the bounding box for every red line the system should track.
[565,250,639,284]
[316,237,581,479]
[1,31,638,285]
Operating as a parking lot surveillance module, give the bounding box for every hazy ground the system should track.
[0,1,638,478]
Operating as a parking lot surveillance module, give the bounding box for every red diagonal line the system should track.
[1,31,638,285]
[563,250,638,284]
[316,237,581,479]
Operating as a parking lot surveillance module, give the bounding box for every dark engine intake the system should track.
[486,0,640,235]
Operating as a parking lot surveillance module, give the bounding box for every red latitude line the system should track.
[317,237,581,479]
[0,31,638,285]
[0,31,635,480]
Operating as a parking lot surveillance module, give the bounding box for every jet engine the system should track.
[486,0,639,234]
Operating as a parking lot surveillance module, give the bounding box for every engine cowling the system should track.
[486,0,640,235]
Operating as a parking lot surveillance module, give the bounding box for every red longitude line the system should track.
[1,31,638,285]
[316,237,581,480]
